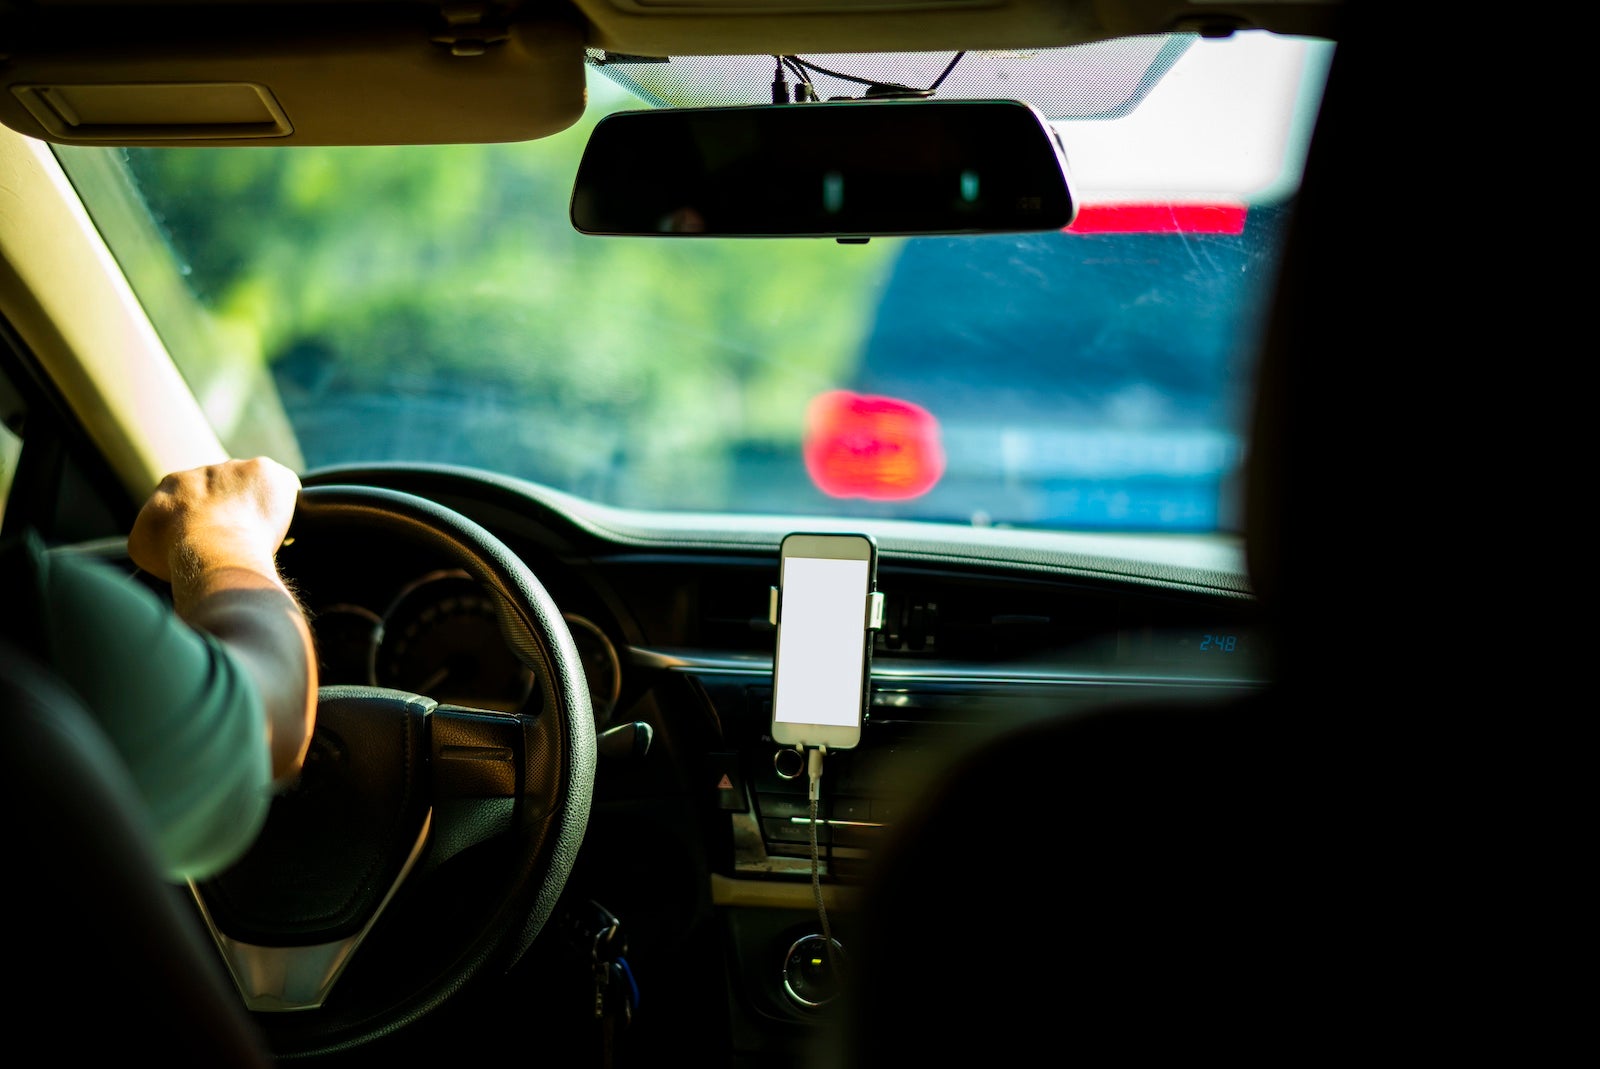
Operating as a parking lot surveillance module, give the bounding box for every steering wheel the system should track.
[187,484,597,1058]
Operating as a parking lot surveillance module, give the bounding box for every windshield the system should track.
[58,31,1331,535]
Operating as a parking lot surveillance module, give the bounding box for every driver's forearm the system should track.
[170,552,317,787]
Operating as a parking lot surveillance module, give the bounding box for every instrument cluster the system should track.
[311,568,622,727]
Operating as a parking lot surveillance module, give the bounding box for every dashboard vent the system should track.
[874,578,1121,664]
[698,568,778,651]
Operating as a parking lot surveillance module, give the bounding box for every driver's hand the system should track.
[128,456,302,582]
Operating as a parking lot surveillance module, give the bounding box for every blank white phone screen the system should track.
[773,556,870,728]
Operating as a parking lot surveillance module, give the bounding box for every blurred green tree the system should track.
[122,72,898,506]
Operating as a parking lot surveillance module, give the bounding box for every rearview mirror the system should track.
[570,99,1075,238]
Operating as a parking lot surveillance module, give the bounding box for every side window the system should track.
[0,355,129,542]
[0,365,22,527]
[0,422,18,524]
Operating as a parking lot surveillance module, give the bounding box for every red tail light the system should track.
[1066,201,1247,235]
[803,390,945,500]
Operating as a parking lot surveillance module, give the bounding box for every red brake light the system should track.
[803,390,945,501]
[1065,201,1247,235]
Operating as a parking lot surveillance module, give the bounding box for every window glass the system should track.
[56,33,1331,534]
[0,367,22,527]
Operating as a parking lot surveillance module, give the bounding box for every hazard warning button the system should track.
[706,753,747,812]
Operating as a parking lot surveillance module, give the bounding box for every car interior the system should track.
[0,1,1447,1066]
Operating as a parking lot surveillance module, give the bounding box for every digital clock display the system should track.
[1198,633,1239,653]
[1144,627,1257,668]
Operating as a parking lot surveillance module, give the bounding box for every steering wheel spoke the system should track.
[428,702,539,864]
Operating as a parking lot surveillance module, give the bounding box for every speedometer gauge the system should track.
[375,571,534,712]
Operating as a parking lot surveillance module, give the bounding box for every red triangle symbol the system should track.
[717,774,734,790]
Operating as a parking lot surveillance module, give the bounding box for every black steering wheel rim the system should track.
[191,484,596,1058]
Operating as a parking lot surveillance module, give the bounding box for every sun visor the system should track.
[0,5,587,146]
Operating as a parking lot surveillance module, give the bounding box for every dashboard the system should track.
[285,464,1268,1064]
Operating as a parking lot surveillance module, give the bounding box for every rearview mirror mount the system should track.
[570,99,1075,239]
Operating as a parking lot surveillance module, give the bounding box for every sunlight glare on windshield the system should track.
[1058,32,1332,203]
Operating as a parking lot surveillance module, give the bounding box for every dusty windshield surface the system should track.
[62,32,1330,534]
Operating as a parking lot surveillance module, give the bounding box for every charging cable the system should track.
[805,744,843,980]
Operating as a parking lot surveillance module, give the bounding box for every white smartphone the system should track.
[770,532,878,751]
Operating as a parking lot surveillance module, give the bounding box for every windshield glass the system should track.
[58,31,1331,535]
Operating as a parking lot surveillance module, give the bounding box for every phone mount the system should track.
[768,586,886,630]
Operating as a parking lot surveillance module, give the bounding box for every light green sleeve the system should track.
[38,542,275,882]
